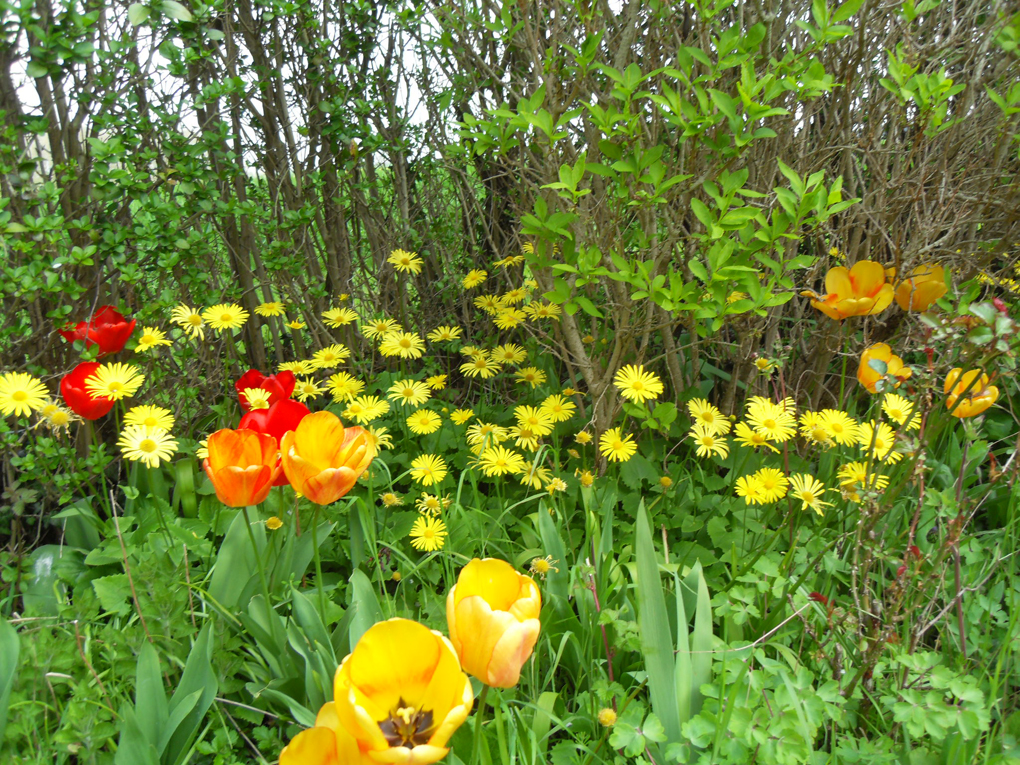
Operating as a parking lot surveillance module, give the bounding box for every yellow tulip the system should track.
[331,618,473,765]
[856,343,912,394]
[446,558,541,688]
[280,703,368,765]
[895,264,947,311]
[944,368,998,418]
[801,261,895,320]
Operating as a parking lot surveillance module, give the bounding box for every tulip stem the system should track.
[242,505,277,640]
[311,505,327,623]
[472,684,490,765]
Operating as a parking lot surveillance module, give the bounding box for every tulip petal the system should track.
[824,267,852,299]
[454,558,527,611]
[280,726,339,765]
[486,618,540,688]
[848,261,886,297]
[452,596,519,682]
[342,619,442,723]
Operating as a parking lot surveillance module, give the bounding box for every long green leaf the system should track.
[208,510,262,610]
[634,501,681,743]
[162,623,218,765]
[690,563,713,719]
[673,575,692,725]
[536,504,569,601]
[348,569,383,648]
[0,619,19,743]
[135,642,168,748]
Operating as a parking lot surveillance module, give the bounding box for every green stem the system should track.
[472,684,490,765]
[311,505,327,623]
[242,505,276,638]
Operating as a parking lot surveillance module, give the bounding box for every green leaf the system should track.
[689,564,713,719]
[634,502,682,743]
[832,0,865,23]
[0,620,19,743]
[160,0,193,21]
[127,3,151,24]
[134,642,168,749]
[536,505,569,601]
[162,623,217,765]
[348,569,384,649]
[92,574,133,616]
[25,61,48,79]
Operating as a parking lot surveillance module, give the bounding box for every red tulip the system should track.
[59,305,136,356]
[239,398,310,486]
[235,369,296,412]
[60,362,115,420]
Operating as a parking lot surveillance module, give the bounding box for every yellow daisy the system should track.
[0,372,49,418]
[451,408,474,425]
[460,354,501,379]
[427,325,462,343]
[117,425,178,468]
[514,405,555,436]
[378,332,425,359]
[364,426,393,451]
[753,468,789,502]
[493,308,527,329]
[361,318,401,339]
[410,454,447,486]
[327,372,365,402]
[386,379,431,407]
[135,326,172,353]
[255,302,286,317]
[388,249,423,275]
[287,320,306,330]
[407,409,442,435]
[294,378,324,402]
[313,344,351,368]
[689,423,730,459]
[614,365,665,404]
[322,307,358,327]
[525,301,561,320]
[124,405,175,431]
[515,366,547,388]
[687,398,731,435]
[426,374,448,390]
[789,474,831,516]
[169,304,204,339]
[85,363,145,401]
[820,410,859,446]
[462,269,487,289]
[477,446,527,476]
[733,422,780,452]
[882,394,921,431]
[735,475,766,505]
[409,516,447,551]
[202,303,249,331]
[599,427,637,462]
[492,343,527,365]
[540,394,576,422]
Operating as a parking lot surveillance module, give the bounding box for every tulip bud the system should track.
[446,558,541,688]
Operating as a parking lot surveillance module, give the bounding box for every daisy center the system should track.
[139,439,158,453]
[221,313,233,323]
[12,391,27,402]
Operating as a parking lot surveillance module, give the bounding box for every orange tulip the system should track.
[856,343,912,394]
[895,264,947,311]
[801,261,895,320]
[281,411,374,505]
[446,558,541,688]
[203,428,282,507]
[944,368,998,418]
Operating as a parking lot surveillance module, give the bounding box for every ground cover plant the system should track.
[2,0,1020,763]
